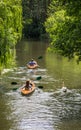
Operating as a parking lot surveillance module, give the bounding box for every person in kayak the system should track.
[27,59,37,66]
[61,81,67,92]
[25,80,32,90]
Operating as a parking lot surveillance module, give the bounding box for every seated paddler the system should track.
[24,79,32,90]
[27,59,37,66]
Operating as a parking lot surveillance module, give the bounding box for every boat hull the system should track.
[21,82,35,96]
[27,64,38,69]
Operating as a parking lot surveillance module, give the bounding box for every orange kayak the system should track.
[27,64,39,69]
[21,82,35,96]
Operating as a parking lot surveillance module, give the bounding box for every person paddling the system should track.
[24,80,32,90]
[61,81,67,92]
[27,59,37,66]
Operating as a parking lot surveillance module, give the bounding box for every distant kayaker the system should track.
[61,81,67,92]
[24,80,32,90]
[27,59,37,66]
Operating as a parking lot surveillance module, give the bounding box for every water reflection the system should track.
[46,53,81,89]
[5,90,54,130]
[1,40,81,130]
[5,83,81,130]
[1,65,81,130]
[0,48,16,72]
[50,89,81,129]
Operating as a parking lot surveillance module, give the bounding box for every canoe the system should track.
[27,64,39,69]
[21,82,35,96]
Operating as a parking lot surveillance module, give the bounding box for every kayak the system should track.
[27,64,39,69]
[21,82,35,96]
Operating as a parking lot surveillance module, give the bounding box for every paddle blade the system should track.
[12,87,18,91]
[11,82,17,85]
[38,56,43,59]
[38,86,43,89]
[36,76,42,80]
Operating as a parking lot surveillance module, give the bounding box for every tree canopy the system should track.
[1,0,81,68]
[45,0,81,62]
[0,0,22,69]
[22,0,50,39]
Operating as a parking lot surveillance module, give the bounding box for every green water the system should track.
[0,39,81,130]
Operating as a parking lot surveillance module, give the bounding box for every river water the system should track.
[0,39,81,130]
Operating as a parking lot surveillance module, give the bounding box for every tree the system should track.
[45,0,81,62]
[22,0,51,39]
[0,0,22,67]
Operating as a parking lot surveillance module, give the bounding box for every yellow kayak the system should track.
[27,64,39,69]
[21,82,35,96]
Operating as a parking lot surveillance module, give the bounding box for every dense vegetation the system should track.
[22,0,50,39]
[1,0,81,70]
[0,0,22,70]
[45,0,81,62]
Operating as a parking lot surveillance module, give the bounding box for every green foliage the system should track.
[45,0,81,61]
[0,0,22,69]
[22,0,50,39]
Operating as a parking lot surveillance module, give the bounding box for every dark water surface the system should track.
[0,39,81,130]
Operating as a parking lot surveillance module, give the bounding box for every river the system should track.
[0,39,81,130]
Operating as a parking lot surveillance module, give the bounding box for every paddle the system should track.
[36,76,42,80]
[12,87,18,91]
[38,56,43,59]
[11,82,18,85]
[12,85,43,91]
[37,86,43,89]
[11,76,42,91]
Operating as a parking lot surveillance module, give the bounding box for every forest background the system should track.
[0,0,81,70]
